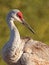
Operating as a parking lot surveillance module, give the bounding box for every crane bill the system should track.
[22,19,35,34]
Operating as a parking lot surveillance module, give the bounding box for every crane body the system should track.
[2,9,49,65]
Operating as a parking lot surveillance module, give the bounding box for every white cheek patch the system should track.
[15,16,22,22]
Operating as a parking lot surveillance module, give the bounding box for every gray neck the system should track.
[7,18,21,46]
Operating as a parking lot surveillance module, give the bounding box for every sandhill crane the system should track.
[2,9,49,65]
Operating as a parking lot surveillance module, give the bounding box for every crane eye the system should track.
[17,12,23,20]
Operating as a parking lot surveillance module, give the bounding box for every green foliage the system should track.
[0,0,49,65]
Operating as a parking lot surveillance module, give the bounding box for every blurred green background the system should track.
[0,0,49,65]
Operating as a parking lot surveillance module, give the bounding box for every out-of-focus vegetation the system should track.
[0,0,49,65]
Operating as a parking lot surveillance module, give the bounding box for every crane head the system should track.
[7,9,35,34]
